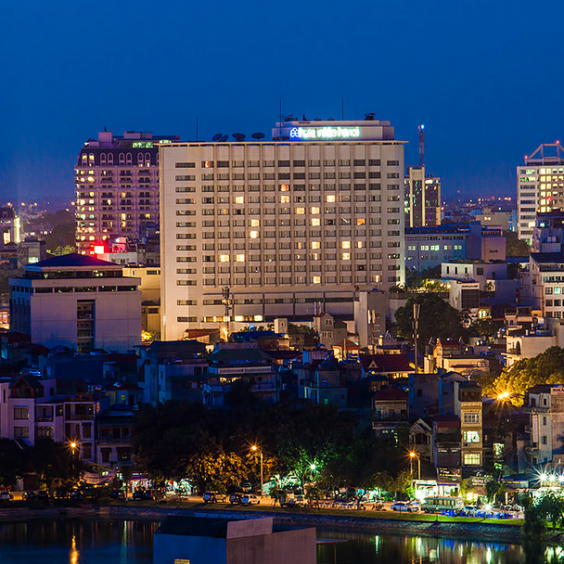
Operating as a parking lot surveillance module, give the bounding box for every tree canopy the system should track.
[394,293,467,344]
[485,346,564,401]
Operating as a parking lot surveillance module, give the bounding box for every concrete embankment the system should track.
[0,504,527,544]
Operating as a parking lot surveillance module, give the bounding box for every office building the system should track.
[517,143,564,244]
[75,130,180,255]
[160,117,406,341]
[404,166,441,228]
[9,254,141,353]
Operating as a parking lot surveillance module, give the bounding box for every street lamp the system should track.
[251,445,263,496]
[409,451,421,481]
[69,441,79,482]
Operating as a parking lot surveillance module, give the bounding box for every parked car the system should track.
[132,489,145,501]
[0,492,13,501]
[22,491,37,501]
[229,493,242,505]
[241,494,260,505]
[409,501,421,511]
[37,491,49,501]
[391,501,414,512]
[143,490,154,501]
[203,491,225,504]
[110,489,126,500]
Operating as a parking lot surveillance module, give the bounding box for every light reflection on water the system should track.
[0,519,558,564]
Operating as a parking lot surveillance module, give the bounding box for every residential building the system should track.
[138,340,208,406]
[9,253,142,353]
[122,265,161,335]
[372,386,408,443]
[75,130,180,255]
[517,143,564,244]
[409,418,433,461]
[524,384,564,468]
[202,344,278,408]
[312,312,348,349]
[459,381,483,473]
[301,356,347,407]
[408,372,439,420]
[159,117,406,340]
[472,207,513,231]
[354,289,387,350]
[441,262,508,290]
[404,166,441,228]
[432,415,461,491]
[504,329,557,367]
[529,252,564,318]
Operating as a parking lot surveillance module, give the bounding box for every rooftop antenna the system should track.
[418,124,425,166]
[212,133,223,142]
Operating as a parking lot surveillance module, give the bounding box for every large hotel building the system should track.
[160,117,406,341]
[517,143,564,244]
[75,130,179,255]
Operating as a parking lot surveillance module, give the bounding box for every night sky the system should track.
[3,0,564,206]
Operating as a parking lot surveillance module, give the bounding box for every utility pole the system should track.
[413,303,420,373]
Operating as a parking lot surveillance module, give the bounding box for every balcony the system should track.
[523,406,550,414]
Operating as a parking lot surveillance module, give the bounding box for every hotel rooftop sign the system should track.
[289,126,361,140]
[273,119,397,142]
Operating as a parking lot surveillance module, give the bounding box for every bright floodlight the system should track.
[310,464,317,471]
[540,473,548,481]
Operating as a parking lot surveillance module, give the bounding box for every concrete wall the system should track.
[227,527,316,564]
[153,534,227,564]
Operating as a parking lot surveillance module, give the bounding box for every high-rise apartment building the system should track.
[75,130,180,255]
[517,143,564,244]
[404,166,441,228]
[160,117,406,341]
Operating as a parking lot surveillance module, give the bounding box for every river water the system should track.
[0,518,556,563]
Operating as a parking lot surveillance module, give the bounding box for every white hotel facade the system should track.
[160,118,406,341]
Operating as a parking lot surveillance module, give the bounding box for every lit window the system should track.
[311,218,320,226]
[236,254,245,262]
[356,218,366,225]
[219,255,230,262]
[280,195,290,203]
[249,231,259,239]
[310,207,320,214]
[235,196,245,204]
[341,241,351,249]
[312,276,321,284]
[280,184,290,191]
[342,253,351,260]
[356,241,364,248]
[326,195,336,203]
[311,241,321,249]
[250,219,260,227]
[296,208,305,214]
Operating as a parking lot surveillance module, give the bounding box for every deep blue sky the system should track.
[3,0,564,206]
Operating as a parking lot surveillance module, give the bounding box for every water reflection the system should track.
[0,519,558,564]
[0,519,156,563]
[316,529,529,564]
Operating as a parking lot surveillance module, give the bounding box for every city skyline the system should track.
[3,0,564,203]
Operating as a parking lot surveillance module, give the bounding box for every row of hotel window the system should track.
[407,245,464,251]
[178,297,354,306]
[176,172,400,181]
[81,153,154,166]
[175,183,400,192]
[176,243,396,252]
[175,208,396,217]
[176,275,399,287]
[545,287,564,294]
[177,159,399,168]
[12,286,137,294]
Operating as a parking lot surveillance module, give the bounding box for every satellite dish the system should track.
[251,132,265,140]
[233,133,245,141]
[212,133,223,141]
[220,134,228,142]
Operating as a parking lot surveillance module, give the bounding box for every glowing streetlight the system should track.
[251,445,263,496]
[409,451,421,481]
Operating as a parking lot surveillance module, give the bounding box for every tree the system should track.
[490,347,564,401]
[505,230,530,258]
[0,440,25,486]
[394,293,467,344]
